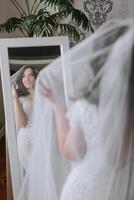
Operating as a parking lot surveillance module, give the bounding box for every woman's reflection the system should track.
[11,65,38,170]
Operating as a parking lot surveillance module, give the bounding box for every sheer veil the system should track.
[11,65,32,86]
[18,19,134,200]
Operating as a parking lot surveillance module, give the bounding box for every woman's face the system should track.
[22,68,35,90]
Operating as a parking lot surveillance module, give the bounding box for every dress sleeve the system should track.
[66,100,98,147]
[66,100,85,129]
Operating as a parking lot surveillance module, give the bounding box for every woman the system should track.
[18,20,134,200]
[39,78,101,200]
[38,20,134,200]
[12,65,37,170]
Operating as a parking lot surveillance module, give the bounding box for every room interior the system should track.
[0,0,134,199]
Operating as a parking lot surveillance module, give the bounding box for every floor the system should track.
[0,136,7,200]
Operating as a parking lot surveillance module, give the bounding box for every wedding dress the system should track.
[17,96,33,170]
[60,99,108,200]
[18,20,134,200]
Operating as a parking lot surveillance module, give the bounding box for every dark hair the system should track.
[16,65,38,97]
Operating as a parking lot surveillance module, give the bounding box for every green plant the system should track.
[0,0,94,41]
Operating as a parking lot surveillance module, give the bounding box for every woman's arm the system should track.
[39,81,86,160]
[53,103,69,153]
[64,128,87,161]
[12,85,27,128]
[54,103,86,160]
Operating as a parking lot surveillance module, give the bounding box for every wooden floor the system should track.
[0,136,7,200]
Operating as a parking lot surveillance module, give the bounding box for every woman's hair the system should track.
[16,65,38,97]
[68,22,128,105]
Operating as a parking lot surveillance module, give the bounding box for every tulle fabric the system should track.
[18,59,71,200]
[18,19,134,200]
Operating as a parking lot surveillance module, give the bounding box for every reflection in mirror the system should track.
[9,46,60,178]
[0,37,69,199]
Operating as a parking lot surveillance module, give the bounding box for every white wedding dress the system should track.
[17,96,33,170]
[60,99,109,200]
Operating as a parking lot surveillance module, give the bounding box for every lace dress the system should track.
[60,99,108,200]
[17,96,33,170]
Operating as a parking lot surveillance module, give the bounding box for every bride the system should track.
[39,58,103,200]
[11,65,37,170]
[18,19,134,200]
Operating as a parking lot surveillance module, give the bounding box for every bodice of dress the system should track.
[17,96,33,170]
[66,99,100,163]
[19,96,33,126]
[60,99,103,200]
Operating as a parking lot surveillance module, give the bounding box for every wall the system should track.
[0,0,36,127]
[109,0,134,19]
[0,0,20,38]
[75,0,134,27]
[0,0,25,128]
[0,0,134,127]
[63,0,134,46]
[0,74,4,127]
[0,0,35,38]
[0,0,134,37]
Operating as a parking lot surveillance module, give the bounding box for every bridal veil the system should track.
[18,19,134,200]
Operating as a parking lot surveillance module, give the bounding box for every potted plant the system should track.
[0,0,94,42]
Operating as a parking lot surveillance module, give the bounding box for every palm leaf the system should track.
[45,0,74,11]
[36,8,52,17]
[30,12,55,36]
[0,18,21,32]
[49,11,66,20]
[58,23,80,42]
[0,17,30,36]
[23,15,36,28]
[0,0,94,39]
[70,8,94,32]
[33,21,54,36]
[45,0,94,32]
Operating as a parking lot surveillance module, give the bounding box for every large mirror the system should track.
[0,37,69,199]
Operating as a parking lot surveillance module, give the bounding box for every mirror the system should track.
[9,46,61,180]
[0,37,69,199]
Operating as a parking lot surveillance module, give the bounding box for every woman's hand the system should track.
[39,80,56,104]
[12,85,18,99]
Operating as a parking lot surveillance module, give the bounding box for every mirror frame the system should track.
[0,36,69,199]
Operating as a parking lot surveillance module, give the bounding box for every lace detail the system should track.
[19,96,33,125]
[66,99,98,144]
[66,100,85,128]
[60,99,104,200]
[17,96,33,170]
